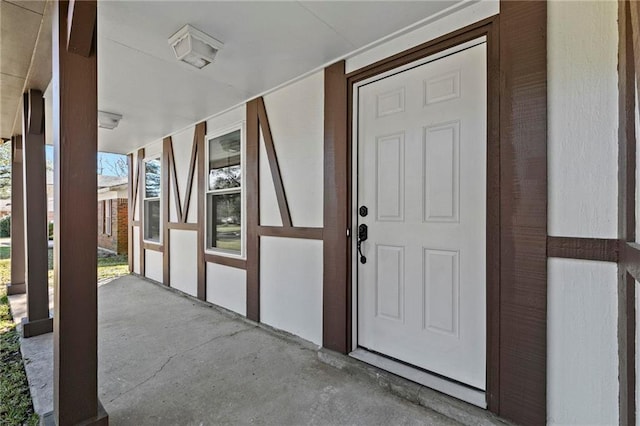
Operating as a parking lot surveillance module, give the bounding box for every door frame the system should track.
[350,17,501,409]
[324,5,548,423]
[349,37,491,401]
[323,14,501,409]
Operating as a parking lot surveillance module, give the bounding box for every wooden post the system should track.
[21,90,53,338]
[7,135,26,295]
[49,1,107,424]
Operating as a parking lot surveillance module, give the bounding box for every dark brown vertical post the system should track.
[619,2,636,424]
[246,100,260,321]
[51,0,107,424]
[499,2,547,424]
[127,153,133,273]
[162,137,171,286]
[7,135,26,295]
[21,90,53,337]
[323,61,349,352]
[195,122,206,300]
[137,148,145,276]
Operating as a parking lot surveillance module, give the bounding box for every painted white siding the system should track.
[259,132,282,227]
[145,250,163,283]
[260,237,323,346]
[168,127,194,223]
[262,71,324,228]
[548,0,618,239]
[170,230,198,297]
[547,259,618,426]
[206,263,246,316]
[345,0,499,74]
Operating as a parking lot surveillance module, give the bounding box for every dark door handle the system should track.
[357,224,368,264]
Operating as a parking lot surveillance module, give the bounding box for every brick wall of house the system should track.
[98,198,128,255]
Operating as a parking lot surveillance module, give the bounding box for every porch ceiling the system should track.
[2,1,464,153]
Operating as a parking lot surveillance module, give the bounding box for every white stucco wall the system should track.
[168,126,194,223]
[547,259,618,426]
[145,249,163,283]
[206,263,246,316]
[170,229,198,297]
[548,0,618,239]
[345,0,499,74]
[260,237,323,345]
[262,71,324,228]
[547,2,619,425]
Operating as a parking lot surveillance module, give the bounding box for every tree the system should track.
[0,142,12,199]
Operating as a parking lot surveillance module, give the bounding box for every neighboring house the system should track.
[97,175,128,255]
[0,198,11,218]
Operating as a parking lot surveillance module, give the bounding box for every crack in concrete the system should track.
[107,326,256,403]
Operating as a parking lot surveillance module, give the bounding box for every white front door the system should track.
[356,42,487,390]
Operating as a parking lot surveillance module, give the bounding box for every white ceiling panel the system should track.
[95,0,461,153]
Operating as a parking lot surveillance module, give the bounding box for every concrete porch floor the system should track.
[10,275,507,425]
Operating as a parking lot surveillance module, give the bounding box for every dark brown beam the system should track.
[204,253,247,270]
[547,237,620,263]
[142,242,163,252]
[195,121,206,300]
[127,153,133,273]
[21,90,52,338]
[28,89,44,135]
[257,97,292,228]
[162,137,171,286]
[323,60,349,353]
[246,99,260,321]
[51,0,107,424]
[258,226,323,240]
[66,0,96,57]
[620,2,637,424]
[137,148,145,277]
[498,2,547,424]
[7,136,25,295]
[167,222,198,231]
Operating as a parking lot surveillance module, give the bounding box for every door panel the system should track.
[357,42,487,390]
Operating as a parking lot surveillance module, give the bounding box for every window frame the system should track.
[204,122,246,259]
[143,155,162,243]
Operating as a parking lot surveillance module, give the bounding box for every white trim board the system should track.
[350,349,487,409]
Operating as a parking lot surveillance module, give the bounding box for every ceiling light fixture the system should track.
[98,111,123,130]
[168,24,223,70]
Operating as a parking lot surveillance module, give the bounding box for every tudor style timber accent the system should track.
[7,135,25,296]
[51,0,108,424]
[246,99,260,320]
[21,89,53,338]
[162,136,171,286]
[136,148,145,276]
[195,121,207,300]
[128,153,134,272]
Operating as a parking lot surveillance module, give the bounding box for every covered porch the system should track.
[8,274,501,425]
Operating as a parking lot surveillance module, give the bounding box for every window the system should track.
[105,199,112,236]
[144,158,161,242]
[206,129,242,255]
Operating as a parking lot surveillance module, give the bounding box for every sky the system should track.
[45,145,127,177]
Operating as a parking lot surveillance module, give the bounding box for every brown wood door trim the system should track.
[142,242,163,252]
[620,2,637,423]
[325,7,548,424]
[547,237,620,262]
[167,222,198,231]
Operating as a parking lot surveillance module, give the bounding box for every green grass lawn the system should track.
[0,248,129,425]
[0,258,39,426]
